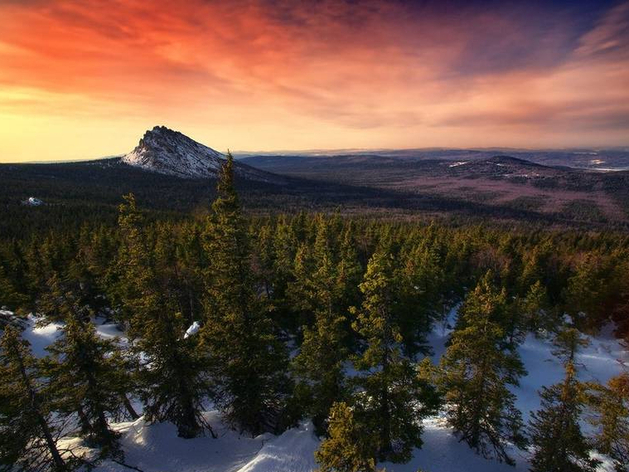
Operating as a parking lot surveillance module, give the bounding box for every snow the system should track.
[6,313,127,357]
[384,417,529,472]
[20,314,63,357]
[121,126,225,179]
[237,422,318,472]
[184,321,201,339]
[4,307,627,471]
[95,321,127,343]
[65,416,318,472]
[21,196,44,206]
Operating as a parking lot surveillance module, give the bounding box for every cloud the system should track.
[0,0,627,161]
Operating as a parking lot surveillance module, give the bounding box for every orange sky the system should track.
[1,0,628,162]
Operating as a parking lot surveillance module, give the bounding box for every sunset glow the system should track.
[1,0,628,162]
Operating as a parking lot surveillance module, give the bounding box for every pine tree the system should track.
[293,219,349,435]
[0,264,26,310]
[336,223,363,313]
[396,240,444,358]
[351,249,440,463]
[551,327,589,364]
[439,273,527,465]
[521,280,553,334]
[0,326,68,472]
[286,242,316,331]
[314,402,377,472]
[529,362,599,472]
[588,373,629,472]
[201,153,290,435]
[270,216,298,324]
[43,293,127,457]
[117,194,210,439]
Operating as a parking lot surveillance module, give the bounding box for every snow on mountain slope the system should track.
[121,126,225,179]
[120,126,283,183]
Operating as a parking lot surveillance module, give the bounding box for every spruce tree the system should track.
[588,373,629,472]
[439,273,527,465]
[0,326,68,472]
[396,240,444,357]
[293,219,349,435]
[43,293,127,457]
[0,264,26,311]
[117,194,210,439]
[286,242,316,331]
[336,223,363,313]
[201,153,289,435]
[521,280,552,334]
[269,216,298,329]
[528,327,598,472]
[529,364,599,472]
[351,249,440,463]
[314,402,377,472]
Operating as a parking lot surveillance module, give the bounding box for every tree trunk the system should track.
[15,347,66,470]
[123,395,140,420]
[77,406,92,435]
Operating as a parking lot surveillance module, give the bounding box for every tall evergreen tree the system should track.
[529,327,598,472]
[529,364,598,472]
[0,264,26,311]
[520,280,553,334]
[117,194,210,439]
[0,327,68,472]
[314,402,377,472]
[588,373,629,472]
[286,242,316,332]
[439,272,527,465]
[351,249,440,463]
[396,240,444,357]
[43,293,128,457]
[335,223,363,312]
[201,154,290,435]
[293,219,349,434]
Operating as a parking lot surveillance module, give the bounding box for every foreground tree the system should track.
[117,194,210,439]
[202,154,289,435]
[43,295,127,457]
[529,329,599,472]
[588,372,629,472]
[439,273,526,465]
[314,402,377,472]
[351,249,440,463]
[293,225,349,434]
[0,326,68,471]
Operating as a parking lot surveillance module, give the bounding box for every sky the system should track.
[0,0,628,162]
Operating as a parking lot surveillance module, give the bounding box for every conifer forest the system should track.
[2,155,629,472]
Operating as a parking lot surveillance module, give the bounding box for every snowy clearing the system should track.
[4,310,628,472]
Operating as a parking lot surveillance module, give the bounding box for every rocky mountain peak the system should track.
[121,126,226,179]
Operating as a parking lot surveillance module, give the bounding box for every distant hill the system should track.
[1,129,629,233]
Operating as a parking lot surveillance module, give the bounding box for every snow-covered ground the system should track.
[61,415,319,472]
[4,309,628,472]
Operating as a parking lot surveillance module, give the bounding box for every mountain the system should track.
[121,126,225,178]
[121,126,278,183]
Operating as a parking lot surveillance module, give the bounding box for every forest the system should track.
[1,156,629,472]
